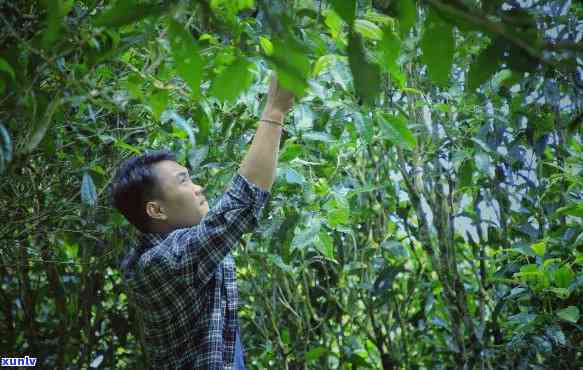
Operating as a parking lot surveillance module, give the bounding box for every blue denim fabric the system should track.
[234,327,246,370]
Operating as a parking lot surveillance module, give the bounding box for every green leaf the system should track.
[553,265,575,289]
[42,0,64,49]
[168,19,204,98]
[324,9,343,40]
[148,90,169,120]
[347,32,380,105]
[81,171,98,207]
[64,241,79,260]
[556,306,580,323]
[531,240,546,257]
[302,131,336,143]
[378,29,405,88]
[292,216,321,250]
[280,168,305,185]
[354,19,383,40]
[330,0,356,25]
[24,98,61,155]
[124,74,144,100]
[269,36,311,97]
[398,0,416,36]
[420,8,454,87]
[458,159,474,188]
[259,36,273,55]
[467,40,504,91]
[115,140,141,155]
[0,57,16,81]
[316,231,335,260]
[556,203,583,217]
[548,287,570,299]
[378,112,416,149]
[306,346,327,362]
[324,197,350,228]
[94,0,165,28]
[209,58,254,102]
[313,54,336,77]
[280,142,303,162]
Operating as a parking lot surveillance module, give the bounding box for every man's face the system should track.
[146,160,209,229]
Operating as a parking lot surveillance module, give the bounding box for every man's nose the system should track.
[194,185,205,196]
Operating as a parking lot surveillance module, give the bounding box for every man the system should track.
[111,75,294,369]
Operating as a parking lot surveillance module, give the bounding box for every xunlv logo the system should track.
[1,356,37,367]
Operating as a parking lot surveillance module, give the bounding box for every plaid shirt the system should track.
[121,174,270,370]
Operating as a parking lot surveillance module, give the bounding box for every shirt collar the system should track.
[138,231,172,248]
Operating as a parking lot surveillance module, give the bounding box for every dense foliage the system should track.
[1,0,582,369]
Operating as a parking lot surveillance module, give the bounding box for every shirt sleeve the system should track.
[164,173,270,286]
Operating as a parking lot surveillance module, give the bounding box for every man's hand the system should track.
[239,74,296,191]
[261,75,294,123]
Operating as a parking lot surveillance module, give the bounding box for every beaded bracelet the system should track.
[260,119,284,127]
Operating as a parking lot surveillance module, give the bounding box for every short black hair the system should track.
[111,149,177,233]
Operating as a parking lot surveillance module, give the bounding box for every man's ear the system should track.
[146,201,168,221]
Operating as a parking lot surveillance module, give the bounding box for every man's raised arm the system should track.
[238,75,294,191]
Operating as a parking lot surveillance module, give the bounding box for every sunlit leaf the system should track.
[313,55,337,77]
[556,203,583,217]
[324,9,344,40]
[354,19,383,40]
[302,131,336,143]
[259,36,273,56]
[531,240,546,257]
[64,241,79,260]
